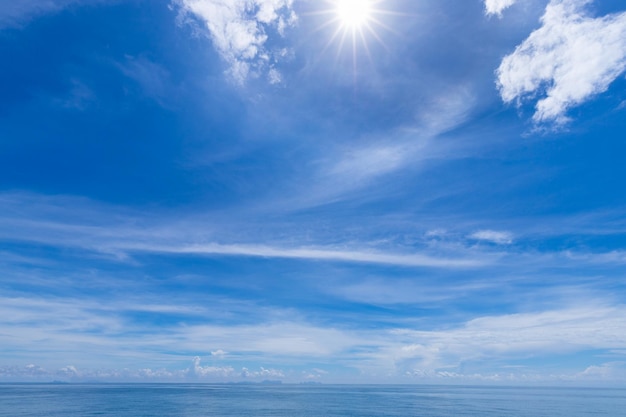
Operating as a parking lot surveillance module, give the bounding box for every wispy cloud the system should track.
[329,279,496,305]
[293,86,478,209]
[0,0,77,28]
[497,0,626,124]
[118,55,176,107]
[0,193,493,269]
[327,145,408,186]
[0,0,113,29]
[137,243,487,268]
[469,230,514,245]
[175,0,297,84]
[377,305,626,379]
[0,295,362,366]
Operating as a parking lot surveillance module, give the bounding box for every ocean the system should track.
[0,384,624,416]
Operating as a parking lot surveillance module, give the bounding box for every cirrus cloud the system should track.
[469,230,513,245]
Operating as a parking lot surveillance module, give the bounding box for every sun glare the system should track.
[310,0,395,75]
[336,0,373,28]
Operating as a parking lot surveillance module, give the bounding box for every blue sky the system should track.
[1,0,626,384]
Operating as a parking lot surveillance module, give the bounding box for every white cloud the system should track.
[0,193,490,269]
[497,0,626,124]
[189,356,235,377]
[176,0,297,84]
[137,242,487,268]
[0,360,229,382]
[485,0,519,17]
[469,230,513,244]
[179,322,359,357]
[2,293,626,382]
[241,366,284,378]
[390,306,626,374]
[578,362,626,381]
[327,145,409,186]
[211,349,228,357]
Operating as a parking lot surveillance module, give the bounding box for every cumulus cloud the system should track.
[241,366,285,379]
[189,356,235,377]
[0,363,188,381]
[175,0,297,84]
[469,230,513,244]
[0,358,286,382]
[496,0,626,124]
[485,0,519,16]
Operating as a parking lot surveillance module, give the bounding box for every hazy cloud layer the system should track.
[390,306,626,379]
[497,0,626,124]
[3,297,625,383]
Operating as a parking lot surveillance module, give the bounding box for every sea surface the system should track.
[1,384,625,416]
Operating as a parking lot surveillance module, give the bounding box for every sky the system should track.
[1,0,626,385]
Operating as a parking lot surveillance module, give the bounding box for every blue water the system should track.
[0,384,624,416]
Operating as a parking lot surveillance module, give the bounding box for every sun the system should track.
[336,0,373,29]
[307,0,395,74]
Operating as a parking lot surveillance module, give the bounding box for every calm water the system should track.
[0,384,624,416]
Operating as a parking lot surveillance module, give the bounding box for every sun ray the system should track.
[302,0,404,79]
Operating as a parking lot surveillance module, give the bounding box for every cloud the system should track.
[189,356,235,377]
[578,362,626,381]
[497,0,626,124]
[0,192,491,269]
[485,0,519,16]
[2,292,626,382]
[0,0,113,29]
[328,145,408,186]
[330,279,495,305]
[136,242,487,268]
[241,366,284,379]
[0,0,76,28]
[293,86,477,210]
[118,56,175,107]
[211,349,228,357]
[389,306,626,374]
[175,0,297,84]
[0,360,223,382]
[469,230,513,244]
